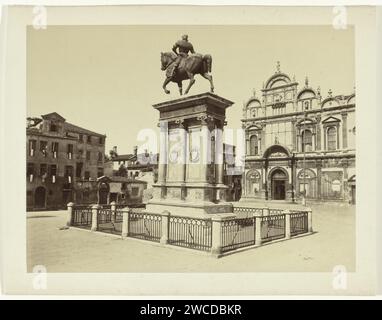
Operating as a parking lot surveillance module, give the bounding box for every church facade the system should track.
[241,63,356,204]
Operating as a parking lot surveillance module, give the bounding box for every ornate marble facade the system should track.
[241,63,356,203]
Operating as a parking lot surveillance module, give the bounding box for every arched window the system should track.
[250,135,258,155]
[301,130,312,152]
[327,127,337,150]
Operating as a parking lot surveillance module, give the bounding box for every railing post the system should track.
[66,202,74,226]
[255,215,262,246]
[284,210,291,239]
[263,207,270,216]
[307,207,313,232]
[211,217,223,256]
[91,204,100,232]
[122,209,130,238]
[110,201,116,223]
[160,210,170,245]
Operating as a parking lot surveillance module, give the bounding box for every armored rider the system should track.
[171,34,195,76]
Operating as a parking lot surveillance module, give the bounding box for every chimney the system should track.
[113,146,117,154]
[134,146,138,156]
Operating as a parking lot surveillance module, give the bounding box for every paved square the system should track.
[27,204,355,273]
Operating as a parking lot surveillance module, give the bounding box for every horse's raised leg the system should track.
[177,81,183,95]
[184,72,195,95]
[202,73,214,93]
[162,77,171,94]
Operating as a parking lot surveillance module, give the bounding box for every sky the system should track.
[27,25,354,155]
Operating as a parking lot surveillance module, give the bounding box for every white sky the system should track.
[27,25,354,155]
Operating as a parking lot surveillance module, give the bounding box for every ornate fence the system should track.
[269,208,284,215]
[68,203,312,256]
[261,214,286,242]
[128,211,162,242]
[290,211,308,236]
[168,216,212,251]
[221,217,255,253]
[71,205,92,228]
[233,207,263,217]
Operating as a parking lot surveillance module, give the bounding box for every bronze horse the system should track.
[160,52,214,95]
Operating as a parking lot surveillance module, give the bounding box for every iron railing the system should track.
[233,207,263,217]
[97,208,122,235]
[71,205,92,228]
[290,212,308,236]
[128,211,162,242]
[261,214,286,242]
[221,217,256,253]
[269,208,284,215]
[169,216,212,251]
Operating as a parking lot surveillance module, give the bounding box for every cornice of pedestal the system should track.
[153,92,234,112]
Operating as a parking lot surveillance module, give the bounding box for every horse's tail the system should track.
[203,54,212,73]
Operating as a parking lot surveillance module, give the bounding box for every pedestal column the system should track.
[198,115,212,184]
[158,120,168,184]
[214,121,226,202]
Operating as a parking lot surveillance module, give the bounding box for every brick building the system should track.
[26,112,106,210]
[241,64,356,204]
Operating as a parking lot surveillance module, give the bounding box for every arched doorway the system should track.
[34,186,46,208]
[270,169,287,200]
[98,182,109,205]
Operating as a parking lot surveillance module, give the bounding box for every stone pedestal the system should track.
[146,92,234,217]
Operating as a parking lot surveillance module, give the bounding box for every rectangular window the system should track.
[50,123,58,132]
[97,167,104,178]
[65,165,74,183]
[327,127,337,151]
[79,134,83,142]
[98,152,103,162]
[76,162,83,178]
[84,171,90,180]
[40,164,47,177]
[29,139,36,156]
[98,137,104,145]
[67,144,73,159]
[87,135,91,143]
[40,141,48,157]
[131,187,139,196]
[27,163,34,181]
[86,151,91,161]
[52,142,59,158]
[50,164,57,183]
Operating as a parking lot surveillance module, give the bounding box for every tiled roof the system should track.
[65,122,105,137]
[112,154,136,161]
[41,112,66,121]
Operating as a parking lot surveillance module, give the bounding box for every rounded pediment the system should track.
[321,97,340,109]
[265,73,292,89]
[246,98,261,108]
[297,88,316,100]
[347,93,355,105]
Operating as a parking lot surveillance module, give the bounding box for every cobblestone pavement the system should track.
[27,203,355,273]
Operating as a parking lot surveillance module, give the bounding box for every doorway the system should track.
[271,169,287,200]
[34,186,46,208]
[98,182,109,204]
[62,190,73,207]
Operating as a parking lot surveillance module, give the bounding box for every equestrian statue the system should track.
[160,34,214,95]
